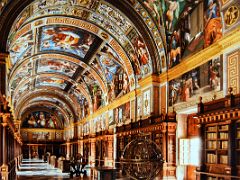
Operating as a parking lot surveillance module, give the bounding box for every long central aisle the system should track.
[16,159,89,180]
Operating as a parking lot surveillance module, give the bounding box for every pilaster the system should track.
[0,113,10,180]
[162,121,177,179]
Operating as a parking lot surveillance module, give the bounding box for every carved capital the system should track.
[1,122,7,127]
[0,53,8,63]
[1,113,10,123]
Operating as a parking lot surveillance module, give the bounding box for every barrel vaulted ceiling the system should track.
[1,0,225,128]
[3,0,166,128]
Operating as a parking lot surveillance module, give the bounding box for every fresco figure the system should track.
[209,59,220,90]
[169,30,181,68]
[40,26,95,58]
[165,0,185,31]
[134,36,148,66]
[130,52,141,76]
[204,0,222,47]
[122,73,129,94]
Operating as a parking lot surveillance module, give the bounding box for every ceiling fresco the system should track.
[5,0,169,128]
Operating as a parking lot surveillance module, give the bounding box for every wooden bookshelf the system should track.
[195,92,240,179]
[236,120,240,169]
[205,123,230,166]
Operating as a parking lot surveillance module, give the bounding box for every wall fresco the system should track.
[169,57,223,106]
[164,0,223,68]
[110,102,131,126]
[22,111,59,129]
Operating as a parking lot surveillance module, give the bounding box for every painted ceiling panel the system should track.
[10,61,32,91]
[9,31,33,66]
[36,58,78,77]
[35,77,68,90]
[38,26,96,58]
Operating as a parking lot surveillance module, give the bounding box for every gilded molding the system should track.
[138,74,161,88]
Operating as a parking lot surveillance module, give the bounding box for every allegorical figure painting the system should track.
[22,111,59,129]
[169,57,222,106]
[37,59,78,77]
[39,26,95,58]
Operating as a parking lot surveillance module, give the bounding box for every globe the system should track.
[121,135,164,180]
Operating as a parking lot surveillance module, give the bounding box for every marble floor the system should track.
[16,159,90,180]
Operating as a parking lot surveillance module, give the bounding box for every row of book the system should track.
[207,153,217,164]
[237,131,240,138]
[207,133,217,139]
[219,125,229,131]
[219,141,228,149]
[219,155,228,164]
[207,126,217,131]
[207,141,217,149]
[219,132,228,139]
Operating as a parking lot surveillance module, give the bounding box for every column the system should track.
[105,135,114,167]
[66,141,70,160]
[113,133,117,167]
[90,138,96,167]
[28,145,31,159]
[176,114,188,180]
[1,114,10,180]
[78,140,83,155]
[0,53,8,95]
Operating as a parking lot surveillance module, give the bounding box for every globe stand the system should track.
[120,134,164,180]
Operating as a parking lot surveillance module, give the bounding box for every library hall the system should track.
[0,0,239,179]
